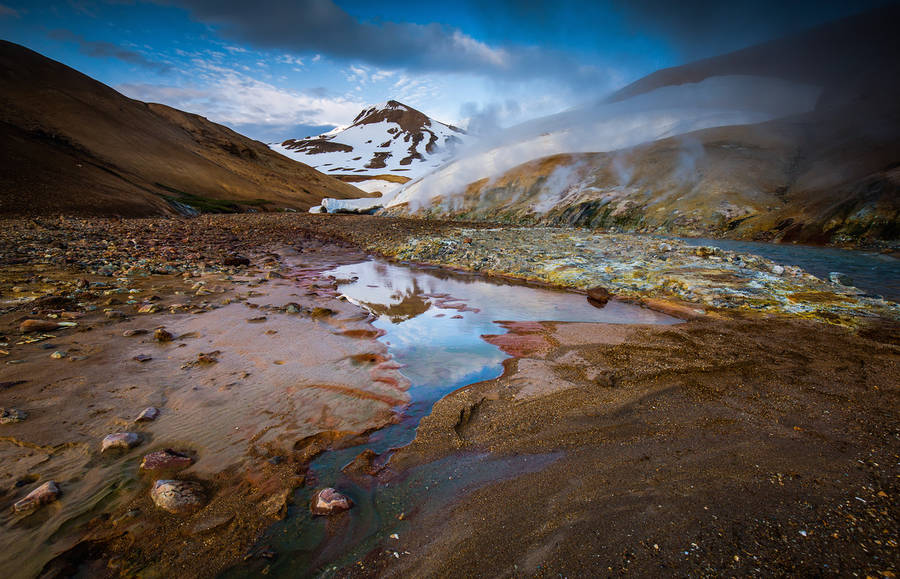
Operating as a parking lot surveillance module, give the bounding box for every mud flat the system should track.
[0,214,898,577]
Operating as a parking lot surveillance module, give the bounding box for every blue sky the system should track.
[0,1,887,141]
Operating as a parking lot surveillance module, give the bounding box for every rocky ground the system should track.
[0,214,897,578]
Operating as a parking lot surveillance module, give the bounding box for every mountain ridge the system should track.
[0,40,366,217]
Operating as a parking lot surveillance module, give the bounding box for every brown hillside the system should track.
[0,40,367,217]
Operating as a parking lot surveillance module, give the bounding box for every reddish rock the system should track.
[140,449,193,472]
[586,286,611,307]
[310,487,353,516]
[14,481,60,512]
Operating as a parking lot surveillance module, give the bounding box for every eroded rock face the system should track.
[14,481,60,512]
[100,432,142,452]
[310,487,353,516]
[140,449,193,472]
[150,480,206,514]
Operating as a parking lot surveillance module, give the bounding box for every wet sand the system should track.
[1,214,898,577]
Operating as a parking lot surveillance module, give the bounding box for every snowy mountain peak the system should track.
[272,99,469,195]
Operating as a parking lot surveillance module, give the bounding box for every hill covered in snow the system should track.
[272,100,468,197]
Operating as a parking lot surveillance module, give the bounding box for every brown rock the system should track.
[310,487,353,516]
[150,479,206,514]
[19,319,62,332]
[14,481,61,512]
[140,449,193,472]
[154,328,173,342]
[586,286,611,307]
[223,256,250,267]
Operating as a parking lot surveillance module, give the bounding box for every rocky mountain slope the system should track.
[387,6,900,246]
[0,40,365,217]
[273,100,467,196]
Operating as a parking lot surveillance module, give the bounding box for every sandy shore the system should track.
[1,214,897,577]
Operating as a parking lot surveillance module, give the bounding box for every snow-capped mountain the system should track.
[271,100,467,195]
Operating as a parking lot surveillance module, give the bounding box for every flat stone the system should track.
[140,449,193,472]
[310,487,353,516]
[0,407,28,424]
[101,432,142,452]
[123,328,148,337]
[134,406,160,422]
[14,481,61,512]
[150,479,206,514]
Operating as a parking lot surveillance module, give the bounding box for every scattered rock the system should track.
[123,328,148,337]
[137,303,157,314]
[105,309,127,319]
[134,406,160,422]
[101,432,142,452]
[140,449,193,472]
[154,328,174,342]
[261,489,291,520]
[586,286,611,307]
[14,481,61,512]
[133,354,153,362]
[150,479,206,514]
[341,449,382,478]
[310,487,353,516]
[50,350,67,359]
[0,407,28,424]
[247,316,267,323]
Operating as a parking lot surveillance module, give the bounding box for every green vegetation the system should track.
[155,183,270,214]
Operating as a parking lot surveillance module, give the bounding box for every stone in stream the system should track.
[310,487,353,516]
[101,432,142,452]
[154,328,174,342]
[14,481,61,512]
[150,480,206,514]
[140,449,193,472]
[0,407,27,424]
[586,286,611,307]
[134,406,160,422]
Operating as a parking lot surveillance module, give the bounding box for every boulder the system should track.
[310,487,353,516]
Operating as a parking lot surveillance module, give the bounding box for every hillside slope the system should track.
[387,6,900,246]
[0,40,365,217]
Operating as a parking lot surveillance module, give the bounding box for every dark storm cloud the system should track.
[607,0,894,59]
[48,29,171,72]
[165,0,613,88]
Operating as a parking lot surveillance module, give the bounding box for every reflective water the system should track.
[678,237,900,302]
[226,259,678,577]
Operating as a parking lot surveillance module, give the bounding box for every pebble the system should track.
[310,487,353,516]
[140,449,193,472]
[122,329,148,337]
[14,481,61,512]
[133,354,153,362]
[50,350,67,359]
[150,479,206,514]
[134,406,160,422]
[101,432,142,452]
[0,407,28,424]
[105,309,127,319]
